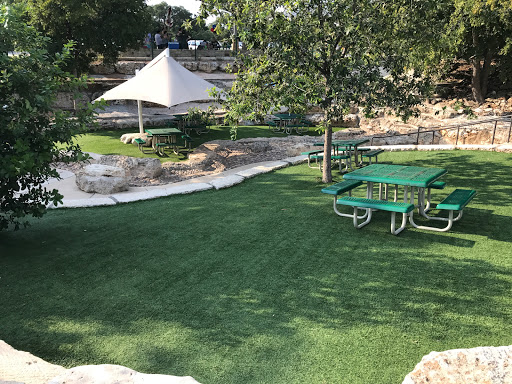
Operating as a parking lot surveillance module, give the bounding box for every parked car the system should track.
[188,40,206,50]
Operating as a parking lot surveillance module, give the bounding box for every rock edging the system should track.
[402,345,512,384]
[48,156,306,209]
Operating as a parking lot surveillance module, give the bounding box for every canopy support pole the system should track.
[137,100,144,134]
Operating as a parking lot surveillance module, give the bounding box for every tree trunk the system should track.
[471,57,485,104]
[470,29,491,105]
[480,51,492,99]
[322,123,333,183]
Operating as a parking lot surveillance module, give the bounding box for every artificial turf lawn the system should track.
[73,125,341,163]
[1,150,512,383]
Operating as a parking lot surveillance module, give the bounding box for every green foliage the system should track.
[18,0,150,74]
[147,2,217,43]
[200,0,441,181]
[184,107,214,126]
[147,4,191,37]
[0,4,97,230]
[446,0,512,101]
[453,100,476,119]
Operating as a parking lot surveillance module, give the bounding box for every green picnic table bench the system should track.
[133,138,154,154]
[303,152,352,172]
[336,196,415,235]
[361,149,384,164]
[414,188,477,232]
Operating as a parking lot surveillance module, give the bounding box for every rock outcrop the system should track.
[98,155,162,179]
[49,364,201,384]
[0,340,201,384]
[75,164,129,194]
[0,340,66,384]
[402,345,512,384]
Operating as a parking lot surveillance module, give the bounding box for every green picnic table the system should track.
[145,127,182,155]
[343,164,446,188]
[314,138,370,167]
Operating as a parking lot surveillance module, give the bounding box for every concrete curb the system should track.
[48,156,308,209]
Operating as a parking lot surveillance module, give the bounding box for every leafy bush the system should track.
[0,4,97,230]
[184,106,213,126]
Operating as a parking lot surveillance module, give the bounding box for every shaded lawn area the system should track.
[75,125,337,163]
[1,150,512,384]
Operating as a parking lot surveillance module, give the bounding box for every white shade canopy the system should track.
[95,49,220,133]
[96,49,217,107]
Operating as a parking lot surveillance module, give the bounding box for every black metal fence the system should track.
[369,115,512,146]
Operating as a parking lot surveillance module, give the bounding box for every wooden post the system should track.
[492,120,497,145]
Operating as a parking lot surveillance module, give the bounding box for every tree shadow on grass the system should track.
[393,151,512,208]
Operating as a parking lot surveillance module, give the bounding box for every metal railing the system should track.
[369,115,512,146]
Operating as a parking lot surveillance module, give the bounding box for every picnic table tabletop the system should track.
[145,128,182,135]
[343,164,447,188]
[313,138,370,147]
[273,113,302,120]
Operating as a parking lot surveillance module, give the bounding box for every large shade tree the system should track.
[446,0,512,103]
[148,2,218,43]
[148,3,192,36]
[201,0,445,182]
[0,3,97,230]
[19,0,150,74]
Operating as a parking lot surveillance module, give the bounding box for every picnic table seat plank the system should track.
[311,154,350,160]
[133,137,154,154]
[412,189,477,232]
[361,149,384,157]
[336,196,415,235]
[430,181,446,189]
[301,150,324,156]
[337,196,415,214]
[321,180,363,195]
[361,149,384,164]
[436,189,476,211]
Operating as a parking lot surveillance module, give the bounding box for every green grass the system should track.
[1,150,512,383]
[75,125,337,163]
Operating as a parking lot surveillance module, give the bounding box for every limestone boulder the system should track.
[182,61,198,71]
[115,61,144,75]
[0,340,66,384]
[98,155,162,179]
[54,92,89,109]
[49,364,201,384]
[218,61,236,73]
[90,63,116,75]
[120,132,151,145]
[198,61,219,73]
[402,345,512,384]
[0,341,201,384]
[76,164,129,194]
[339,114,360,128]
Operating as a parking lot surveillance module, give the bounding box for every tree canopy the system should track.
[18,0,150,74]
[201,0,442,182]
[148,2,218,43]
[446,0,512,103]
[0,3,97,230]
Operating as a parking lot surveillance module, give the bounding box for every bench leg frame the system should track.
[333,195,369,220]
[409,210,456,232]
[352,207,373,229]
[391,212,409,235]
